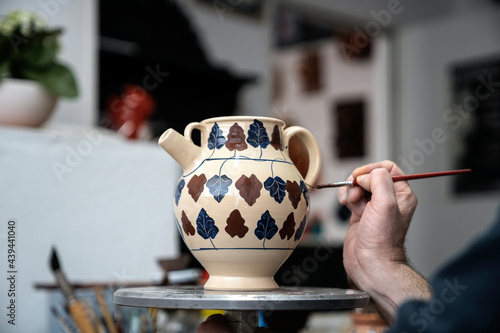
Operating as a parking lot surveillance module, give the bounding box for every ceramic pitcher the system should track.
[159,116,321,290]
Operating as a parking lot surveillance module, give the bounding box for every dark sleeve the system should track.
[386,207,500,333]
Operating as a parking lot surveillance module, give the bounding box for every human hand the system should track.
[338,161,424,320]
[338,160,417,268]
[197,314,273,333]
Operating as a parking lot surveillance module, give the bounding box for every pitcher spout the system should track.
[158,129,203,171]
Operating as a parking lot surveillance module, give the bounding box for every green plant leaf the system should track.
[0,11,77,97]
[19,34,58,67]
[21,62,78,97]
[0,59,9,77]
[0,36,13,66]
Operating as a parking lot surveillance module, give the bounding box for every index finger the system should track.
[352,160,405,179]
[355,168,397,204]
[352,160,414,195]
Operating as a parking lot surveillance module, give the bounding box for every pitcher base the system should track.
[203,275,279,291]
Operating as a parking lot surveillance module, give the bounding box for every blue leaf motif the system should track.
[264,176,286,203]
[300,180,309,206]
[247,119,270,149]
[254,210,278,248]
[175,178,185,206]
[207,174,232,203]
[196,208,219,249]
[294,216,307,241]
[208,122,226,150]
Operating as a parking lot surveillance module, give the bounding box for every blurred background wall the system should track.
[395,1,500,275]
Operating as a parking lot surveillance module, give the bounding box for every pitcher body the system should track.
[159,116,321,290]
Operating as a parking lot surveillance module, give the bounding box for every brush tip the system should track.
[50,247,60,271]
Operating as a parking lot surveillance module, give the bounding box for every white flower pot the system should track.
[0,78,57,127]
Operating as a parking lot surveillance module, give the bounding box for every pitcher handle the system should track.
[283,126,321,187]
[184,122,205,144]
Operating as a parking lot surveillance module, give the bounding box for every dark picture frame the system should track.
[451,56,500,193]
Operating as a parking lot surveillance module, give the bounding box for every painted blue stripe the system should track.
[191,247,294,251]
[183,156,293,177]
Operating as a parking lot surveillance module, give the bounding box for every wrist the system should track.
[346,254,431,322]
[349,246,408,285]
[352,254,408,295]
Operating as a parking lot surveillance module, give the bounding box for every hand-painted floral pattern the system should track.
[187,174,206,202]
[286,180,302,209]
[196,208,219,249]
[175,178,185,206]
[270,125,283,151]
[208,122,226,150]
[225,123,248,151]
[225,209,248,238]
[254,210,278,249]
[247,119,270,149]
[264,176,286,203]
[235,174,262,206]
[207,174,232,203]
[174,216,185,241]
[300,180,309,206]
[181,211,196,236]
[279,212,296,240]
[174,119,314,248]
[294,215,307,241]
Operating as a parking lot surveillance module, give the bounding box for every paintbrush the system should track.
[51,306,73,333]
[50,247,96,333]
[95,287,118,333]
[310,169,472,189]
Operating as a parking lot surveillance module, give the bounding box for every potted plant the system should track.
[0,9,78,127]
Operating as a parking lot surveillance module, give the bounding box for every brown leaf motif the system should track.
[225,209,248,238]
[235,174,262,206]
[279,212,296,240]
[225,123,248,151]
[294,215,307,241]
[187,174,207,202]
[286,180,302,209]
[270,125,283,151]
[181,211,196,236]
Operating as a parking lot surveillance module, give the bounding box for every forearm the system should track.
[350,258,432,323]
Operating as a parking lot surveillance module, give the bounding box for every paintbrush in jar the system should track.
[51,306,73,333]
[50,247,96,333]
[310,169,472,189]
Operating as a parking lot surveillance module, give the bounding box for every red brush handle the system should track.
[352,169,472,186]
